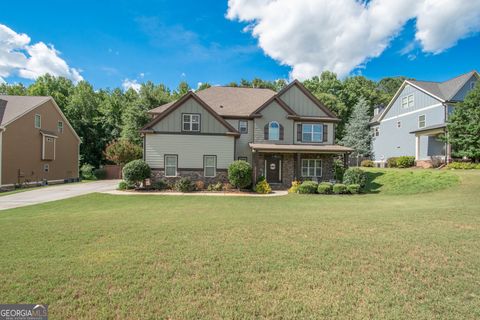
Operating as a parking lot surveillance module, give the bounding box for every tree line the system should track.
[0,73,405,167]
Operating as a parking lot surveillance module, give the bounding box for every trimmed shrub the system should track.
[93,168,107,180]
[255,180,272,194]
[207,182,223,191]
[118,180,135,190]
[80,163,96,180]
[152,179,168,190]
[333,159,345,182]
[175,177,194,192]
[386,157,398,168]
[317,182,333,194]
[194,180,205,191]
[122,160,151,186]
[288,181,301,194]
[361,160,374,167]
[333,183,347,194]
[396,156,415,168]
[447,162,480,170]
[228,160,253,189]
[347,184,361,194]
[343,168,367,188]
[298,181,318,194]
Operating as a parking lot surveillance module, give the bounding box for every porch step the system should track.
[268,183,285,190]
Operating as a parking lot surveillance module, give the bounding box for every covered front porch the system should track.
[410,124,449,167]
[249,143,353,189]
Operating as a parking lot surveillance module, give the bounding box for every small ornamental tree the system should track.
[105,139,143,166]
[447,82,480,162]
[122,160,151,187]
[228,160,253,189]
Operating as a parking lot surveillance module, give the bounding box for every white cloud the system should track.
[227,0,480,79]
[0,24,82,83]
[122,78,141,92]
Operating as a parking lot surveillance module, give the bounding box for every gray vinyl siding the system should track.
[151,97,228,134]
[253,101,294,144]
[145,134,234,169]
[451,75,478,101]
[372,85,446,161]
[294,122,334,145]
[226,119,253,163]
[279,85,328,117]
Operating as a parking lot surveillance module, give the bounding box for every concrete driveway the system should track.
[0,180,120,211]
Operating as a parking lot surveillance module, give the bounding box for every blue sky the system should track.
[1,0,479,90]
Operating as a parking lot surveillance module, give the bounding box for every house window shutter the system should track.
[279,124,284,140]
[297,124,302,142]
[323,124,328,142]
[264,124,269,140]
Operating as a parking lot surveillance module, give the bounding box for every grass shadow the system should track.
[363,171,384,194]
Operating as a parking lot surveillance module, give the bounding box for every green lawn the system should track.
[0,170,479,319]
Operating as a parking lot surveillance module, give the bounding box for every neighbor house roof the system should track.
[149,86,277,117]
[0,95,50,126]
[249,143,353,153]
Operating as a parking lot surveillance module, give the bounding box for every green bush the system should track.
[447,162,480,169]
[347,184,361,194]
[175,177,194,192]
[386,157,398,168]
[333,159,345,182]
[333,183,347,194]
[317,182,333,194]
[298,181,318,194]
[255,180,271,194]
[228,160,253,189]
[118,180,135,190]
[80,163,96,180]
[93,168,107,180]
[361,160,374,167]
[396,156,415,168]
[288,181,301,194]
[207,182,223,191]
[122,160,151,186]
[343,168,367,188]
[152,180,168,190]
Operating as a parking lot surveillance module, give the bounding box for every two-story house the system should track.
[370,70,479,167]
[141,80,352,188]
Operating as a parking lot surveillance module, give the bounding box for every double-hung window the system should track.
[165,155,178,177]
[302,124,323,142]
[182,114,200,132]
[402,95,414,108]
[301,159,322,177]
[239,120,248,134]
[204,155,216,177]
[418,115,426,128]
[58,121,64,133]
[35,114,41,129]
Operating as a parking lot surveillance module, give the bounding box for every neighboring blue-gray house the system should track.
[371,70,479,167]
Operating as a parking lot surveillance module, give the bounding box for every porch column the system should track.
[296,153,301,180]
[252,150,258,183]
[415,135,420,161]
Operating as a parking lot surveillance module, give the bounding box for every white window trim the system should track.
[302,123,323,142]
[402,94,414,109]
[418,114,426,128]
[204,155,217,177]
[35,114,41,129]
[58,121,64,133]
[182,114,200,132]
[42,135,56,160]
[268,121,280,141]
[301,159,322,177]
[164,155,178,177]
[239,120,248,134]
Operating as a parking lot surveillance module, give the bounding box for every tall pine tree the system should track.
[340,97,372,159]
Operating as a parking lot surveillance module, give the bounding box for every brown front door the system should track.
[266,155,281,183]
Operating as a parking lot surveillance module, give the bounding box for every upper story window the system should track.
[372,127,380,137]
[268,121,280,140]
[34,114,41,129]
[418,115,426,128]
[302,124,323,142]
[57,121,64,133]
[471,81,476,90]
[182,114,200,132]
[402,94,414,108]
[239,120,248,134]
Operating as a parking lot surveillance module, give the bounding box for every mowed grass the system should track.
[0,170,479,319]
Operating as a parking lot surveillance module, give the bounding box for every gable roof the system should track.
[376,70,479,123]
[0,95,50,126]
[251,95,298,116]
[142,91,240,135]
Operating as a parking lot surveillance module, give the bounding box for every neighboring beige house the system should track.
[0,96,80,188]
[142,80,352,188]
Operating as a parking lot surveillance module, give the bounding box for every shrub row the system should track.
[447,162,480,169]
[386,156,416,168]
[296,181,361,195]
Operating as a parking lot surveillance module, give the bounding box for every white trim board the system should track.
[382,103,443,122]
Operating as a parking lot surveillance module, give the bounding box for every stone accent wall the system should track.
[151,169,228,187]
[415,160,433,168]
[281,154,295,189]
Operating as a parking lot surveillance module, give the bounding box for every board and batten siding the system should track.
[151,98,227,134]
[145,134,235,169]
[452,75,478,101]
[253,101,294,144]
[226,119,253,163]
[279,85,328,117]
